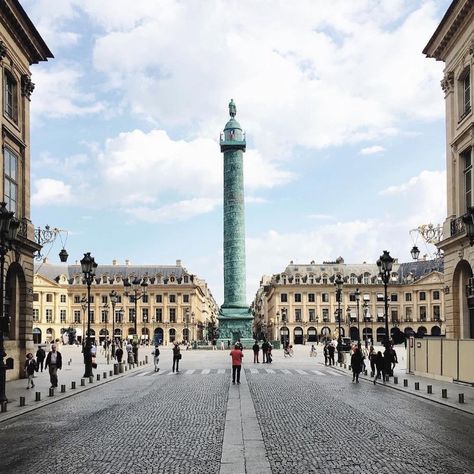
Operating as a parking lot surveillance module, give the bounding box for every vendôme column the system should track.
[218,99,253,347]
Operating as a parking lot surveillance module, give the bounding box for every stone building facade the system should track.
[424,0,474,339]
[0,0,52,380]
[252,258,445,346]
[33,260,219,347]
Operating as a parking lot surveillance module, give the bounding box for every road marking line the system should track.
[296,369,308,375]
[202,369,210,374]
[265,369,275,374]
[137,372,150,377]
[280,369,292,374]
[250,368,259,374]
[217,369,226,374]
[312,370,326,376]
[185,369,195,375]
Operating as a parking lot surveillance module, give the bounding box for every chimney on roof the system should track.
[125,259,130,266]
[176,259,182,267]
[112,259,117,265]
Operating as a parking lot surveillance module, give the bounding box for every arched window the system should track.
[350,274,357,284]
[363,273,370,285]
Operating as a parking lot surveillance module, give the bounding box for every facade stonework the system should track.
[0,0,52,380]
[33,261,219,347]
[253,258,445,345]
[424,0,474,339]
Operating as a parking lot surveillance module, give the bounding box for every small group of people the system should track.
[369,345,398,385]
[24,344,63,390]
[323,341,336,366]
[252,340,273,363]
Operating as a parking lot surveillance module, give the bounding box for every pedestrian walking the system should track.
[36,346,45,372]
[152,345,160,372]
[230,344,244,384]
[310,344,317,358]
[212,338,217,351]
[172,342,181,373]
[220,341,225,350]
[266,343,273,363]
[44,344,62,389]
[24,353,36,389]
[351,346,364,383]
[115,346,124,363]
[323,343,329,365]
[373,351,385,384]
[383,347,393,379]
[328,343,335,366]
[369,345,376,377]
[261,340,268,363]
[252,341,260,363]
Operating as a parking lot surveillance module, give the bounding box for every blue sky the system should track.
[23,0,451,304]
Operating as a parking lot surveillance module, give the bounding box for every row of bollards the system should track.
[0,360,149,412]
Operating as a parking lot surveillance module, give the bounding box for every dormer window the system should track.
[4,70,18,122]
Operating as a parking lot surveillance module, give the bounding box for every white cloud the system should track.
[359,145,385,155]
[32,179,72,206]
[30,66,105,121]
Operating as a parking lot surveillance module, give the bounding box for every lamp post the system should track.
[0,203,19,404]
[282,308,288,346]
[355,288,361,344]
[362,301,368,347]
[335,275,344,363]
[124,276,148,364]
[184,308,190,343]
[81,252,98,378]
[377,250,395,350]
[80,296,87,348]
[102,303,110,364]
[191,312,195,342]
[110,290,118,359]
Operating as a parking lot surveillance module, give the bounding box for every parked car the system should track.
[340,337,352,351]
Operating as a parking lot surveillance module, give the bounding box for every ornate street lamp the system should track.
[81,252,98,378]
[410,245,420,261]
[355,288,361,344]
[0,203,19,405]
[102,302,110,364]
[377,250,394,350]
[110,290,118,358]
[124,276,148,363]
[362,300,369,347]
[335,274,344,363]
[184,308,190,342]
[80,296,87,347]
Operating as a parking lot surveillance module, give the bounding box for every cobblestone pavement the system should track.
[247,369,474,474]
[0,348,473,473]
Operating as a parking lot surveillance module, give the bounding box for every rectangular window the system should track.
[433,290,440,300]
[155,308,162,322]
[45,309,52,323]
[74,310,81,324]
[102,295,108,304]
[322,308,329,321]
[419,292,426,301]
[183,294,190,303]
[405,293,412,302]
[390,294,398,302]
[116,295,122,303]
[33,308,39,322]
[322,293,329,303]
[101,310,108,323]
[60,310,66,323]
[281,293,288,303]
[391,309,398,323]
[405,307,412,321]
[142,308,149,323]
[89,296,94,304]
[142,294,148,304]
[376,293,384,302]
[463,148,472,211]
[349,294,356,302]
[155,294,162,303]
[4,148,17,214]
[46,294,53,303]
[115,310,123,324]
[463,69,471,116]
[308,293,315,303]
[90,310,94,323]
[170,308,176,323]
[433,305,440,321]
[74,295,81,304]
[309,309,315,322]
[128,308,135,323]
[169,295,176,303]
[33,293,39,302]
[419,306,427,321]
[60,294,67,303]
[294,293,301,303]
[4,71,17,121]
[295,309,301,322]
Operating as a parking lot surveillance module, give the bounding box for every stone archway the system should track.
[452,259,474,338]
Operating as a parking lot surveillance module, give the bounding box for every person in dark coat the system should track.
[328,344,335,366]
[383,348,393,378]
[36,346,46,372]
[115,346,123,363]
[323,343,329,365]
[373,351,385,384]
[261,340,268,363]
[172,342,181,373]
[351,347,364,383]
[252,341,260,363]
[44,344,62,388]
[369,346,376,376]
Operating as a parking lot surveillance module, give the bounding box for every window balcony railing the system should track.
[450,215,466,238]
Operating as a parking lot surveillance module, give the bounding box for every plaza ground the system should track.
[0,344,473,473]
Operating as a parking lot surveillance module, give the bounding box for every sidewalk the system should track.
[325,353,474,415]
[0,345,152,423]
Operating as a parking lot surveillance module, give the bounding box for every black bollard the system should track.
[35,392,41,402]
[442,389,448,399]
[71,381,76,389]
[60,385,66,393]
[19,396,25,407]
[427,385,432,394]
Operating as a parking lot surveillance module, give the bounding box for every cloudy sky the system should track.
[24,0,450,304]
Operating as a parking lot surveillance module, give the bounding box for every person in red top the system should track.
[230,344,244,384]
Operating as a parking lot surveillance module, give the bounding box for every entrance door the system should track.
[294,327,303,344]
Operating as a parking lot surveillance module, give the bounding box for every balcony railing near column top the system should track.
[450,215,466,238]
